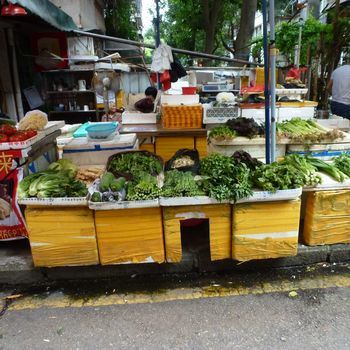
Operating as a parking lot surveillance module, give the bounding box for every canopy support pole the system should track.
[262,0,270,164]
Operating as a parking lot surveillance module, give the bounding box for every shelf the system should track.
[49,110,98,114]
[43,69,94,73]
[47,90,95,94]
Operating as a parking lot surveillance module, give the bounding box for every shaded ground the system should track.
[0,263,349,349]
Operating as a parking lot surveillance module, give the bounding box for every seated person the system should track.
[134,86,158,113]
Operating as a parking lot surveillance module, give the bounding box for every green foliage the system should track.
[105,0,139,40]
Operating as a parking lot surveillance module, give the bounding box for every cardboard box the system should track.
[26,207,98,267]
[303,190,350,245]
[232,200,301,261]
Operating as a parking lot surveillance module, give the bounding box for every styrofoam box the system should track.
[287,143,350,160]
[62,133,138,166]
[235,188,302,203]
[18,197,87,207]
[278,107,315,121]
[240,108,266,123]
[317,117,350,130]
[122,111,157,124]
[303,173,350,192]
[160,94,200,105]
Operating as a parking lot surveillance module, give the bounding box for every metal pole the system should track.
[269,0,277,162]
[262,0,270,164]
[72,30,261,66]
[296,19,303,69]
[155,0,161,89]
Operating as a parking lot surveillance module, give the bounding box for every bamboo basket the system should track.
[161,104,203,129]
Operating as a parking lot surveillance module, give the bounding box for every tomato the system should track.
[9,132,27,142]
[0,124,17,136]
[0,134,8,142]
[23,130,37,139]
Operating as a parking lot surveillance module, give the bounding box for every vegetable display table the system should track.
[94,206,165,265]
[232,200,301,262]
[25,207,98,267]
[303,190,350,246]
[162,204,231,263]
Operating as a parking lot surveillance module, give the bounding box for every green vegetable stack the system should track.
[91,172,126,202]
[277,118,344,143]
[200,153,252,202]
[162,170,205,197]
[333,154,350,177]
[18,159,87,199]
[126,173,161,201]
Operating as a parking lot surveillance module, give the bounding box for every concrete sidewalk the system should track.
[0,239,349,285]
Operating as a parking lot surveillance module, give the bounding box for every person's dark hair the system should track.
[145,86,158,99]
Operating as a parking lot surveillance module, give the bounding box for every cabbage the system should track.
[48,159,78,177]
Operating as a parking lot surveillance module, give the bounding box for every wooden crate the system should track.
[232,200,301,261]
[303,190,350,246]
[195,136,207,158]
[25,207,98,267]
[155,136,194,161]
[95,207,165,265]
[161,104,203,129]
[162,204,231,263]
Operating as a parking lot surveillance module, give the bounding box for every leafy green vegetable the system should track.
[126,173,161,201]
[108,153,162,179]
[162,170,205,197]
[305,156,348,182]
[208,125,237,142]
[200,154,252,202]
[232,150,263,170]
[333,154,350,176]
[277,118,344,143]
[100,172,115,192]
[18,169,87,199]
[91,192,102,202]
[253,154,322,191]
[48,159,78,177]
[110,177,126,192]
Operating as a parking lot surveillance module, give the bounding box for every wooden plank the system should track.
[195,136,207,158]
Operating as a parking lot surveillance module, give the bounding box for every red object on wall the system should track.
[31,32,68,71]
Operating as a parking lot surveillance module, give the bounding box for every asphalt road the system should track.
[0,264,349,350]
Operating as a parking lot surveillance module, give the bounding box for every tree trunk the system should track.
[201,0,223,65]
[234,0,258,65]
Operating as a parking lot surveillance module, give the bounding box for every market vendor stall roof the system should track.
[7,0,77,31]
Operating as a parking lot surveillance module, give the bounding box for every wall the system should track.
[51,0,106,33]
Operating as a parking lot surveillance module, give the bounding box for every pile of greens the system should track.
[161,170,205,197]
[305,156,348,182]
[333,154,350,177]
[126,173,161,201]
[232,150,263,170]
[277,118,344,143]
[208,125,237,142]
[200,153,252,202]
[18,170,87,199]
[108,152,162,178]
[253,154,322,192]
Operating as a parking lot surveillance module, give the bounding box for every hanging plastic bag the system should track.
[0,168,28,240]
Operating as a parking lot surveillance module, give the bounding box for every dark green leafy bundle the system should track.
[208,125,237,142]
[126,173,161,201]
[162,170,205,197]
[108,153,162,179]
[200,154,252,202]
[333,154,350,177]
[226,117,261,138]
[232,150,263,170]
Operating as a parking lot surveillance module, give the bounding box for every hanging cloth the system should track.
[151,43,174,73]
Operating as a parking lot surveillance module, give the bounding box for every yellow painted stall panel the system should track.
[162,204,231,263]
[155,136,194,161]
[195,136,207,158]
[95,207,165,265]
[139,142,155,153]
[25,207,98,267]
[232,200,301,261]
[303,190,350,246]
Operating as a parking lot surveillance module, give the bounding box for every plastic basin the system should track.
[86,123,117,139]
[182,87,197,95]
